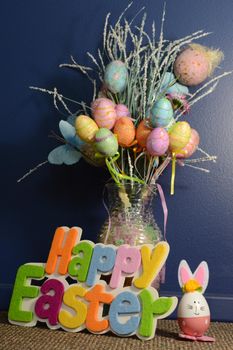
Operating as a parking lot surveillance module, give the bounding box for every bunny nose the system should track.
[194,304,200,315]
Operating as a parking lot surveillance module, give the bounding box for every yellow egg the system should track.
[113,117,135,147]
[169,121,191,152]
[75,115,99,143]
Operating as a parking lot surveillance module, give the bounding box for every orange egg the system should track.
[136,119,152,148]
[113,117,135,147]
[176,129,200,158]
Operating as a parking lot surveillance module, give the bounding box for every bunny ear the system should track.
[194,261,209,293]
[178,260,193,289]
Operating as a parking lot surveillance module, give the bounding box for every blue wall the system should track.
[1,0,233,321]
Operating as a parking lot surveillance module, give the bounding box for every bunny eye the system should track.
[187,304,193,310]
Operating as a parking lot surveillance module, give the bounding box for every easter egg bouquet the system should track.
[24,4,231,195]
[20,4,232,250]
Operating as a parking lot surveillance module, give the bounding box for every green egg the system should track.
[95,128,118,157]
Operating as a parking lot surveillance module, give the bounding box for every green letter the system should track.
[139,289,177,339]
[8,264,45,324]
[68,241,93,282]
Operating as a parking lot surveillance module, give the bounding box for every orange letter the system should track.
[46,227,81,275]
[85,284,114,333]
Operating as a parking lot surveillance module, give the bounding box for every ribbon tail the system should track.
[157,183,168,284]
[170,152,177,195]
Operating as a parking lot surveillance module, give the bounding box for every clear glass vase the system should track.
[98,182,163,288]
[99,182,162,246]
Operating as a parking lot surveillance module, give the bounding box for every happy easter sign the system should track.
[8,226,177,340]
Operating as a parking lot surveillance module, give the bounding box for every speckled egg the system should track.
[75,115,99,143]
[92,98,117,130]
[176,129,200,158]
[95,128,118,157]
[136,119,152,148]
[115,104,131,120]
[174,47,209,86]
[146,128,169,156]
[104,60,128,94]
[169,121,191,152]
[150,98,174,128]
[113,117,136,147]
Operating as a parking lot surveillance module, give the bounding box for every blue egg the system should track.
[104,60,128,94]
[160,72,189,95]
[161,72,175,88]
[150,98,174,128]
[166,82,189,95]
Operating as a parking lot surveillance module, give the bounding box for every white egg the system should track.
[178,292,210,318]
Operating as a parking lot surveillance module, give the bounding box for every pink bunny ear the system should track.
[194,261,209,293]
[178,260,193,289]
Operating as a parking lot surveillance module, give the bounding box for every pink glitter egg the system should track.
[92,98,117,129]
[146,128,169,156]
[115,104,131,120]
[174,47,209,86]
[176,129,200,158]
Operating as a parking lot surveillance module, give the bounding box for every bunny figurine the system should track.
[177,260,215,342]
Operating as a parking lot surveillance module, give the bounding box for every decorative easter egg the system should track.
[150,98,174,128]
[104,60,128,93]
[115,104,131,120]
[176,129,200,158]
[174,47,209,86]
[174,44,223,86]
[146,128,169,156]
[169,121,191,152]
[177,260,215,342]
[136,119,152,148]
[178,292,210,337]
[161,72,175,88]
[95,128,118,157]
[113,117,136,147]
[75,115,99,143]
[160,72,189,95]
[167,82,189,95]
[92,98,117,130]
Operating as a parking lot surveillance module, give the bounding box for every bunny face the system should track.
[178,291,210,318]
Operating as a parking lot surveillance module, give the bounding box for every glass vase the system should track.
[98,182,163,288]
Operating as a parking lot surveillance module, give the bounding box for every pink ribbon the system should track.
[157,183,168,283]
[157,183,168,241]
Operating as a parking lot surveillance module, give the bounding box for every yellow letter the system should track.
[133,242,169,289]
[59,285,87,329]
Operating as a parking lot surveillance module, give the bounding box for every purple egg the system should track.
[146,128,169,156]
[115,104,131,120]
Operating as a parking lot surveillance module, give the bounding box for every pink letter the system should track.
[110,246,141,289]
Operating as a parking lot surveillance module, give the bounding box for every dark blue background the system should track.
[1,0,233,320]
